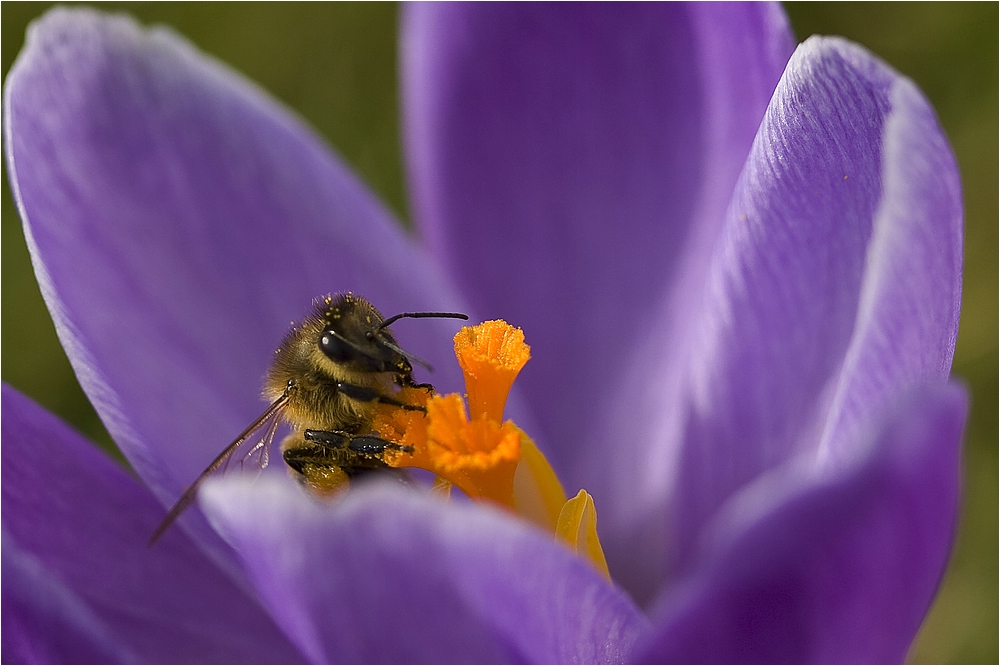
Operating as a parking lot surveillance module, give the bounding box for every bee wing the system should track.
[148,392,290,546]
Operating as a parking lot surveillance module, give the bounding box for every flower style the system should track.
[2,4,966,664]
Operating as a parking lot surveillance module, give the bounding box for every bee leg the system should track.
[283,436,384,475]
[397,373,434,391]
[284,431,413,493]
[280,435,351,495]
[335,382,426,412]
[303,429,413,453]
[408,380,435,391]
[348,435,414,455]
[301,429,350,447]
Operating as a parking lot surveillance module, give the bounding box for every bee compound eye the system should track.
[319,330,354,363]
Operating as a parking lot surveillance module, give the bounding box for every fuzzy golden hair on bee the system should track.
[264,293,403,432]
[148,292,468,546]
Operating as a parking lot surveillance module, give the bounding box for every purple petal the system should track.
[3,540,132,664]
[3,6,468,554]
[0,384,303,663]
[639,383,966,663]
[200,478,651,664]
[594,37,964,601]
[402,3,794,478]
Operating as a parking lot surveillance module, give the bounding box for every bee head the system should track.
[264,293,467,411]
[319,294,409,375]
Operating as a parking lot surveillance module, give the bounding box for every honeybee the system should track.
[149,293,467,545]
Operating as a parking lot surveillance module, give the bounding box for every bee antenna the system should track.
[378,338,435,372]
[378,311,468,331]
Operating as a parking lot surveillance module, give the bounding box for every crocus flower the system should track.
[2,3,966,663]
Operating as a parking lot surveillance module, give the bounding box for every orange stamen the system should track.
[454,320,530,422]
[376,319,610,577]
[380,321,529,509]
[425,393,521,506]
[382,392,521,508]
[373,386,431,451]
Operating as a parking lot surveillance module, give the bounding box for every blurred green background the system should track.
[2,3,995,662]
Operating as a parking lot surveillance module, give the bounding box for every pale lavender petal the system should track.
[3,7,467,556]
[594,37,963,601]
[640,383,966,663]
[201,478,651,664]
[402,3,794,478]
[1,384,303,663]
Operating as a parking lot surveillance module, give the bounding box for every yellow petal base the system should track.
[513,433,567,531]
[556,490,611,580]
